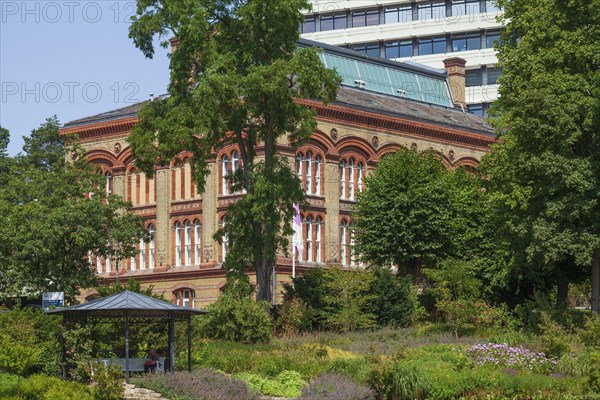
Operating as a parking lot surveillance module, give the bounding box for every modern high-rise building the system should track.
[300,0,504,117]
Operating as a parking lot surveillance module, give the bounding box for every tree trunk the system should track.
[556,276,569,306]
[592,249,600,312]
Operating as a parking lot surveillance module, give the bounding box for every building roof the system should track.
[46,290,207,320]
[63,39,492,136]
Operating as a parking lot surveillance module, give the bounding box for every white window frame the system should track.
[314,156,321,195]
[305,151,312,194]
[305,216,313,262]
[184,220,192,266]
[175,221,182,266]
[139,237,146,270]
[194,219,201,265]
[348,159,355,200]
[148,224,155,269]
[340,221,348,265]
[315,217,322,263]
[222,155,230,195]
[340,160,346,199]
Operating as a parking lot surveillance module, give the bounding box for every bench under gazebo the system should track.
[47,290,207,381]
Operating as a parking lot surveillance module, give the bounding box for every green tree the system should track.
[0,119,147,302]
[482,0,600,305]
[354,147,484,276]
[127,0,341,302]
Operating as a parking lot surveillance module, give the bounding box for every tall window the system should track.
[105,172,113,195]
[418,36,446,55]
[220,216,228,261]
[106,254,111,273]
[175,221,182,266]
[148,224,155,269]
[340,157,365,200]
[320,13,347,31]
[139,237,146,269]
[466,69,483,87]
[296,151,323,195]
[194,219,201,265]
[184,220,192,266]
[418,2,445,21]
[96,255,102,274]
[130,253,136,271]
[487,67,501,84]
[340,220,348,265]
[485,0,501,12]
[385,40,413,59]
[305,216,313,262]
[385,5,412,24]
[352,9,379,27]
[315,217,322,263]
[175,289,195,308]
[221,155,230,195]
[486,31,501,48]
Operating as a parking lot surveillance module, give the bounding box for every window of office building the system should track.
[485,0,501,12]
[452,33,481,52]
[451,0,481,15]
[353,42,380,58]
[418,36,446,55]
[466,69,483,86]
[384,5,413,23]
[385,40,413,59]
[352,9,379,27]
[486,31,501,48]
[301,16,316,33]
[417,2,445,21]
[468,103,484,117]
[487,67,501,84]
[320,13,347,31]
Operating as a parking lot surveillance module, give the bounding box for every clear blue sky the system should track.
[0,0,171,156]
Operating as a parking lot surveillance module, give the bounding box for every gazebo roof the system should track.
[46,290,207,320]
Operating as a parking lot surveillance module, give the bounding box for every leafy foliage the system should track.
[127,0,341,302]
[354,147,486,276]
[196,276,272,343]
[368,359,430,400]
[482,0,600,299]
[237,370,306,398]
[300,373,376,400]
[0,118,146,301]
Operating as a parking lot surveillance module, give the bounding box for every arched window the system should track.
[340,220,348,265]
[340,160,346,199]
[96,255,102,274]
[184,220,192,266]
[357,162,364,193]
[348,158,355,200]
[174,221,182,266]
[139,237,146,270]
[106,253,111,273]
[174,288,195,308]
[295,154,303,182]
[340,156,365,200]
[305,151,312,194]
[148,224,155,269]
[220,216,228,261]
[194,219,201,265]
[314,156,321,194]
[315,216,322,263]
[105,172,113,195]
[349,222,356,267]
[222,155,230,195]
[304,216,313,262]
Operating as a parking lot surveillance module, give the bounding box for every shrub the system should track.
[579,313,600,349]
[367,360,430,400]
[20,374,94,400]
[237,370,306,398]
[91,362,123,400]
[197,292,272,344]
[300,373,376,400]
[327,358,371,384]
[366,267,423,328]
[132,368,260,400]
[465,343,556,373]
[283,268,327,329]
[539,313,574,358]
[276,297,314,336]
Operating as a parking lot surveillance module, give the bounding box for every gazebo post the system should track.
[125,311,130,383]
[187,315,192,372]
[168,312,175,371]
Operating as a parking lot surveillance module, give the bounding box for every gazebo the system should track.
[46,290,207,381]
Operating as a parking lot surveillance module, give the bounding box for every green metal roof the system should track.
[299,39,453,108]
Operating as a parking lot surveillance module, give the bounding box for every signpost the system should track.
[42,292,64,311]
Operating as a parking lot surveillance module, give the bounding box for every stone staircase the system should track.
[123,383,169,400]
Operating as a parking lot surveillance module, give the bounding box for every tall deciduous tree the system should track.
[0,118,146,301]
[127,0,340,302]
[482,0,600,305]
[354,148,485,277]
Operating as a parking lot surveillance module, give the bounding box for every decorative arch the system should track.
[304,129,337,155]
[375,143,402,161]
[86,149,120,168]
[432,150,452,168]
[454,156,480,170]
[336,136,375,161]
